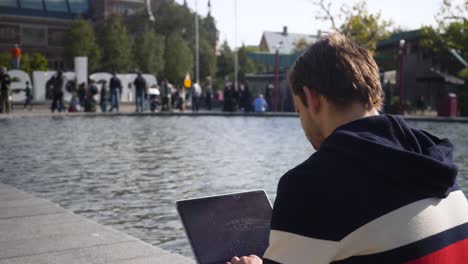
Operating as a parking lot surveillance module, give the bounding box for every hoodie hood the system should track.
[321,115,458,198]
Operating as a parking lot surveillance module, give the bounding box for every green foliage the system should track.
[154,0,194,41]
[0,52,12,69]
[30,53,48,71]
[313,0,392,51]
[133,31,165,76]
[216,41,234,79]
[202,13,218,48]
[164,33,194,83]
[20,54,31,73]
[199,38,217,81]
[237,46,257,81]
[339,1,392,51]
[64,18,101,71]
[420,1,468,115]
[97,15,132,72]
[294,38,309,52]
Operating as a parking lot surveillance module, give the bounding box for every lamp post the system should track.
[234,0,238,90]
[399,39,406,115]
[145,0,155,22]
[274,41,283,112]
[195,0,199,84]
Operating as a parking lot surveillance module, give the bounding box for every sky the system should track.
[174,0,459,49]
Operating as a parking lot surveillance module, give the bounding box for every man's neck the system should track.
[321,103,379,139]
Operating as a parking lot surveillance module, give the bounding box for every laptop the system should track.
[176,190,273,264]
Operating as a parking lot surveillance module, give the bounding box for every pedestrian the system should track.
[240,82,252,112]
[77,81,87,109]
[133,72,147,113]
[99,80,107,113]
[253,94,267,113]
[223,80,233,112]
[50,70,65,113]
[161,79,172,111]
[11,44,21,69]
[228,33,468,264]
[109,73,122,112]
[68,92,80,112]
[84,82,98,112]
[179,85,186,111]
[23,81,33,111]
[205,85,213,111]
[264,83,274,111]
[192,82,202,112]
[0,67,12,113]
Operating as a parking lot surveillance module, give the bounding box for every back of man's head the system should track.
[288,33,382,111]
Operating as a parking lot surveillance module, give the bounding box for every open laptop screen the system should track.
[177,190,272,264]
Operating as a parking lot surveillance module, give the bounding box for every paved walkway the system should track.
[0,182,194,264]
[2,103,468,123]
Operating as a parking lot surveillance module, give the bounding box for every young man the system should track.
[228,34,468,264]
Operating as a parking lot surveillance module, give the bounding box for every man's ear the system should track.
[302,86,320,113]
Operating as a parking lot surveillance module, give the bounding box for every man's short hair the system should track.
[288,33,383,110]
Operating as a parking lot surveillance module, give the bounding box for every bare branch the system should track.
[312,0,338,31]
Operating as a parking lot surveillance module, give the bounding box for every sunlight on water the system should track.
[0,116,466,256]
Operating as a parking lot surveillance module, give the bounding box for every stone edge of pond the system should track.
[1,111,468,123]
[0,182,195,264]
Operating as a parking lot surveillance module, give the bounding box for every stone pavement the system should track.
[0,182,194,264]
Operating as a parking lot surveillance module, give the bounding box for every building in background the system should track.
[260,26,317,54]
[0,0,158,70]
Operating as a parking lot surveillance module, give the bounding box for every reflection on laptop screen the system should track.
[177,190,272,264]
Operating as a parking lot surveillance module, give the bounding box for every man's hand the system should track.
[226,255,262,264]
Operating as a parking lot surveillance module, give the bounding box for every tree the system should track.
[133,31,165,75]
[20,54,31,74]
[420,0,468,115]
[202,13,218,48]
[312,0,392,51]
[97,15,132,72]
[294,38,309,52]
[30,53,48,71]
[216,41,234,79]
[64,18,101,71]
[164,33,194,83]
[237,46,257,81]
[199,38,217,81]
[0,52,13,69]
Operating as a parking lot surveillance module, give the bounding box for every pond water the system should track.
[0,116,467,257]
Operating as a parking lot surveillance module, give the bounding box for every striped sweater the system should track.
[263,115,468,264]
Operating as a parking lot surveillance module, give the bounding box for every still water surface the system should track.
[0,116,467,257]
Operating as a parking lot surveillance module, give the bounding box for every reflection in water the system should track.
[0,117,467,256]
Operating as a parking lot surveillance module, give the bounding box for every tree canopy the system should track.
[164,33,194,83]
[312,0,392,51]
[64,18,101,71]
[97,15,133,72]
[133,30,165,76]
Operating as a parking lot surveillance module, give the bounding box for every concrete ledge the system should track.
[0,182,194,264]
[1,110,468,123]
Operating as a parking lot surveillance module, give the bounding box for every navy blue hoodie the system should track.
[263,115,468,264]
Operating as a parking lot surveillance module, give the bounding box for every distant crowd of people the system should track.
[1,66,274,114]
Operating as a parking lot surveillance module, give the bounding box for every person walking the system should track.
[192,82,202,112]
[100,80,108,113]
[109,73,122,112]
[240,82,252,112]
[161,79,172,111]
[84,82,98,112]
[50,71,66,113]
[0,67,12,113]
[228,33,468,264]
[133,72,147,113]
[23,81,33,111]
